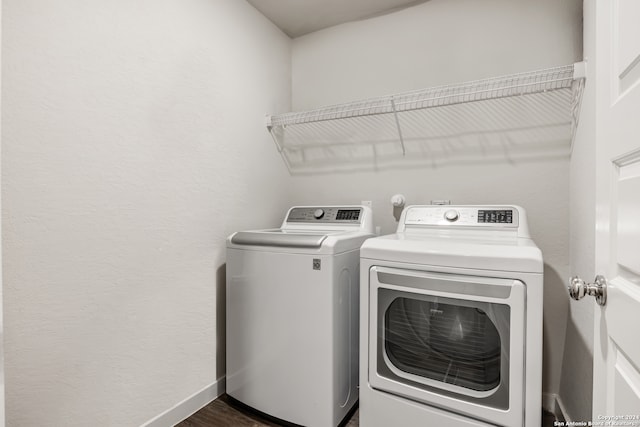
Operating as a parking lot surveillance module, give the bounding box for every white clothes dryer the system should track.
[226,206,374,427]
[359,205,543,427]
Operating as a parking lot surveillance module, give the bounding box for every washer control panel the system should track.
[404,206,519,228]
[287,207,363,224]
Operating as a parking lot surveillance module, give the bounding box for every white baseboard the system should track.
[542,392,556,413]
[141,376,226,427]
[542,392,569,422]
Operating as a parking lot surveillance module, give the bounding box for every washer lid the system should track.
[230,229,336,248]
[361,232,543,273]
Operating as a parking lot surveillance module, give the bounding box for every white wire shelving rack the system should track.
[267,62,586,174]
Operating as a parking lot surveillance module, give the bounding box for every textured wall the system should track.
[290,0,582,399]
[2,0,291,425]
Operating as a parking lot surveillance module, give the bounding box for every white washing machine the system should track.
[226,206,374,427]
[359,205,543,427]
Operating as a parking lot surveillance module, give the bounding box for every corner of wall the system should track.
[560,0,595,421]
[141,377,226,427]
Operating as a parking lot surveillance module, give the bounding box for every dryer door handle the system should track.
[375,267,516,299]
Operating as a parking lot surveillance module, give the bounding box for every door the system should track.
[368,266,526,426]
[592,0,640,421]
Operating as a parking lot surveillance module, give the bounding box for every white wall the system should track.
[292,0,582,111]
[560,0,595,421]
[290,0,582,399]
[2,0,291,425]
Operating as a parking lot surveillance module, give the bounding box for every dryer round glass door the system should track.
[368,266,526,419]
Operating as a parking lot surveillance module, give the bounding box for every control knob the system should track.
[313,209,325,219]
[444,209,459,222]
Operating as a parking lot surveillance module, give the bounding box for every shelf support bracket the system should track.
[570,61,587,152]
[390,97,406,156]
[265,114,284,153]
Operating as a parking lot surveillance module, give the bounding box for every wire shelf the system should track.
[267,62,586,174]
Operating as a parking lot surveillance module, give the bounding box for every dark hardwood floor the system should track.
[177,395,358,427]
[178,394,558,426]
[177,394,284,427]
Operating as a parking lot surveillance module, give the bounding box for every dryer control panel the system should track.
[403,206,520,228]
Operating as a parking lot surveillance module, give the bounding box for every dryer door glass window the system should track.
[377,289,511,410]
[385,298,503,392]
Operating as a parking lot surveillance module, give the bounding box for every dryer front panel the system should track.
[368,266,526,426]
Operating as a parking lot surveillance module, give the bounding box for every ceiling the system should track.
[246,0,430,38]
